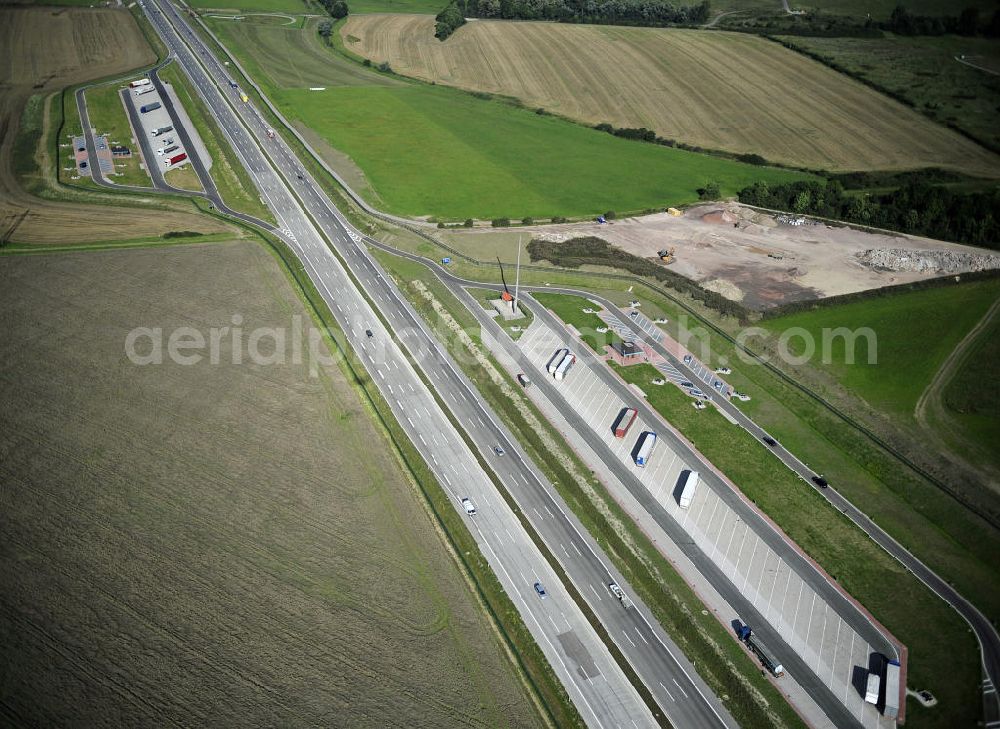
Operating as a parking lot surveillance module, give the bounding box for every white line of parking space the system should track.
[514,318,893,729]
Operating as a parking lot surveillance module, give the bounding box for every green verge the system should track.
[372,250,808,729]
[533,292,624,352]
[83,83,153,187]
[157,63,276,224]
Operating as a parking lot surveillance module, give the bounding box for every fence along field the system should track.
[341,15,1000,178]
[0,242,543,727]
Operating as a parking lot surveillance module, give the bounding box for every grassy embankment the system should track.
[533,290,983,728]
[531,292,624,352]
[777,34,1000,154]
[372,250,809,729]
[204,15,811,221]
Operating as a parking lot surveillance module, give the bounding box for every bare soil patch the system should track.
[0,241,541,727]
[462,203,997,308]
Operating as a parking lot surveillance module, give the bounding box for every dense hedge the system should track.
[527,236,750,319]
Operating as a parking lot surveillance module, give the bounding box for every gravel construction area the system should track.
[529,203,999,309]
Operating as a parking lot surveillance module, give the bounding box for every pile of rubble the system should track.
[857,248,1000,273]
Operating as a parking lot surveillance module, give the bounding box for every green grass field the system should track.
[779,34,1000,153]
[207,17,811,220]
[187,0,313,14]
[532,292,622,352]
[84,84,152,187]
[760,279,1000,418]
[280,84,809,219]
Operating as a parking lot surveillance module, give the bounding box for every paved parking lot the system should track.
[515,317,897,729]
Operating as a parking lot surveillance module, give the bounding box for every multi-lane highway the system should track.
[132,0,745,726]
[97,1,1000,727]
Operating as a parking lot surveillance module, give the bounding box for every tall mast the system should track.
[513,236,521,315]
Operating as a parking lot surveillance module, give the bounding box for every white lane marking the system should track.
[623,631,636,648]
[589,583,603,601]
[571,543,583,556]
[672,678,689,699]
[635,627,649,645]
[658,681,675,702]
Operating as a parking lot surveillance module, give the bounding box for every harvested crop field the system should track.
[342,15,1000,177]
[0,6,231,244]
[0,242,541,727]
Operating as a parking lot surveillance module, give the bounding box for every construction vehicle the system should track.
[657,246,676,264]
[737,625,784,677]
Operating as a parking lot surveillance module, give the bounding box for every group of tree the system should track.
[435,2,466,39]
[318,0,349,19]
[436,0,709,39]
[882,4,1000,37]
[738,177,1000,250]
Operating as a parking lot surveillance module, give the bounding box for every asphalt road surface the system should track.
[134,0,742,726]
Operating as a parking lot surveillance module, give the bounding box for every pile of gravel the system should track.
[857,248,1000,273]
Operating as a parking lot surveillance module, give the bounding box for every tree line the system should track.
[436,0,709,39]
[738,177,1000,250]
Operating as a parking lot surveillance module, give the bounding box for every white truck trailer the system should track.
[634,432,656,467]
[554,352,576,381]
[678,471,699,508]
[546,348,568,375]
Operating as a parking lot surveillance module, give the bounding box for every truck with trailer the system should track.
[129,78,152,88]
[613,408,637,438]
[139,102,161,114]
[554,352,576,381]
[882,659,900,719]
[134,85,155,97]
[151,125,173,137]
[165,152,187,167]
[158,145,179,156]
[634,432,656,467]
[546,348,568,375]
[737,625,784,677]
[678,470,699,508]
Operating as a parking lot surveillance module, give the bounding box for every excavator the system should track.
[657,246,676,265]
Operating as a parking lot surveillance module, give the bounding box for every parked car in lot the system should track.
[365,329,373,338]
[683,354,693,364]
[533,582,547,598]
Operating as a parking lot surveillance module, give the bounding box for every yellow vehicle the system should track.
[240,93,248,103]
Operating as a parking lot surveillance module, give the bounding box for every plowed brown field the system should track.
[342,15,1000,177]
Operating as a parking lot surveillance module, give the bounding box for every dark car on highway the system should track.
[812,475,829,488]
[763,436,777,447]
[533,582,547,599]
